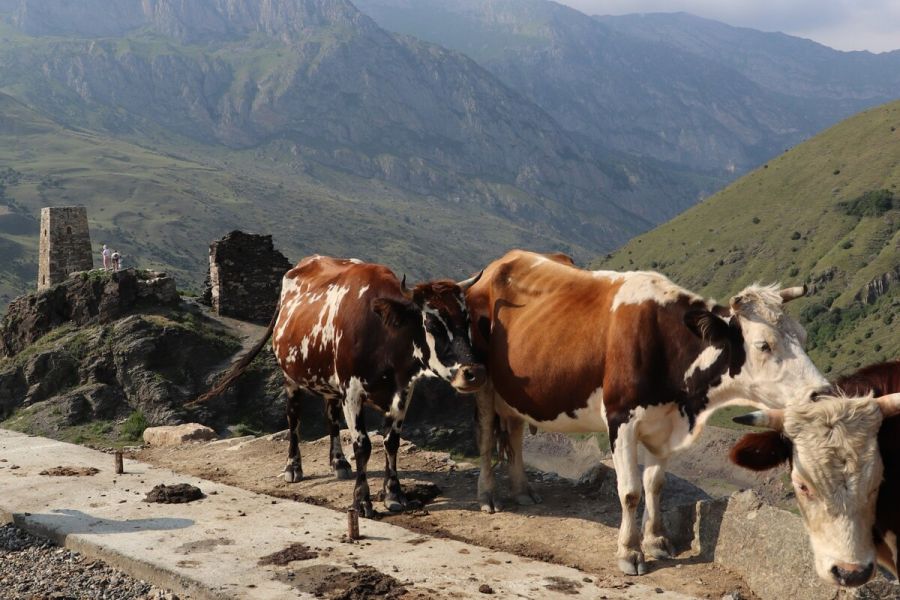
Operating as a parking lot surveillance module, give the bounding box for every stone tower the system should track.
[205,230,292,323]
[38,206,93,290]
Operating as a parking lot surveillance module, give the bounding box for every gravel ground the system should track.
[0,523,178,600]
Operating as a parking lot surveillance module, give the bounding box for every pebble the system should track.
[0,523,179,599]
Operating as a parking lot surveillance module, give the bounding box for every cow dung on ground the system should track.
[258,543,319,565]
[39,466,100,476]
[144,483,204,504]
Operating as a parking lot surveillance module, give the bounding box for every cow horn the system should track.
[457,270,483,292]
[876,393,900,419]
[778,285,807,303]
[733,409,784,431]
[400,274,408,293]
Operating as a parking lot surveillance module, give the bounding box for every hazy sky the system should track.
[559,0,900,53]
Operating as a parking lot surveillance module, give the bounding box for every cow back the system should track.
[274,256,404,392]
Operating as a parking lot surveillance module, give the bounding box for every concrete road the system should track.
[0,429,696,599]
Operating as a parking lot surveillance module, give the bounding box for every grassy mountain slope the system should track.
[0,92,579,303]
[594,101,900,376]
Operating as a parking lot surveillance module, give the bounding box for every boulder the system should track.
[143,423,217,446]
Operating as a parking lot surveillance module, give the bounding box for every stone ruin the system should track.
[38,206,93,290]
[203,231,292,323]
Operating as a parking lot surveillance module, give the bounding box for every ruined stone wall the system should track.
[207,231,292,323]
[38,206,93,290]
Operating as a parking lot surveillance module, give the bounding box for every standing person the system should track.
[101,245,111,271]
[111,250,121,272]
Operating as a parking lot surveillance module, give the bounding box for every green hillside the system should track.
[0,92,572,303]
[595,100,900,376]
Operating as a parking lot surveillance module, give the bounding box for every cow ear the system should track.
[372,298,419,328]
[730,431,792,471]
[684,310,730,342]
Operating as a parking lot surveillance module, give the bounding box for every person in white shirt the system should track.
[101,245,111,271]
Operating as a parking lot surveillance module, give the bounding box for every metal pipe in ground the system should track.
[114,451,124,475]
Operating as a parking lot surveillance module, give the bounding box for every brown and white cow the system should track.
[196,256,485,517]
[465,250,829,575]
[731,360,900,587]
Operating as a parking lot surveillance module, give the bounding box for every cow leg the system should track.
[342,387,374,518]
[282,383,304,483]
[326,398,352,480]
[641,452,672,559]
[475,384,500,513]
[382,387,413,512]
[612,418,646,575]
[506,417,542,506]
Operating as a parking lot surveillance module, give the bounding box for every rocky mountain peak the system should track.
[9,0,370,42]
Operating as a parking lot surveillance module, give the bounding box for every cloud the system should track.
[558,0,900,52]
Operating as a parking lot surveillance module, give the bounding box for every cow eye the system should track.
[754,341,772,353]
[796,482,812,497]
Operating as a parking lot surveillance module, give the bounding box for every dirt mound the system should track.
[39,466,100,476]
[324,565,407,600]
[144,483,204,504]
[258,543,318,565]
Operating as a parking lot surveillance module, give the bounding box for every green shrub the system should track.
[790,231,801,240]
[841,240,853,249]
[121,410,148,442]
[838,189,896,217]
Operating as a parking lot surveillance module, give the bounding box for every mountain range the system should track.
[354,0,900,174]
[0,0,896,307]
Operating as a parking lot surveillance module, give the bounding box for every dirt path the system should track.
[138,433,760,600]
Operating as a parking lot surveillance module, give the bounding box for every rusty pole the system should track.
[114,451,124,475]
[347,508,360,540]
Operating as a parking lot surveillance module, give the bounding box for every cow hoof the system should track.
[384,496,406,512]
[479,493,502,514]
[617,552,648,576]
[282,466,303,483]
[514,488,543,506]
[360,502,376,519]
[644,536,673,559]
[333,464,353,480]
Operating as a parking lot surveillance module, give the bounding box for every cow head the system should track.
[731,393,900,587]
[373,274,486,393]
[684,284,829,406]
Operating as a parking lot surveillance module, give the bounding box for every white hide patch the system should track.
[594,270,702,312]
[683,346,723,382]
[422,306,455,378]
[358,285,369,298]
[286,345,299,365]
[499,386,608,434]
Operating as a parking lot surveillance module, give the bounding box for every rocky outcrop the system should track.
[206,231,292,324]
[0,269,178,357]
[856,266,900,305]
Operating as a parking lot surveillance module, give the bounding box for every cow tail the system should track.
[187,305,280,407]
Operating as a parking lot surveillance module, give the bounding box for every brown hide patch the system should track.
[273,257,402,392]
[467,250,730,431]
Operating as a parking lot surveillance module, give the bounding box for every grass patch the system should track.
[121,410,148,442]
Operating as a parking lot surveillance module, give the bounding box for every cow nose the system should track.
[454,365,486,392]
[830,562,874,587]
